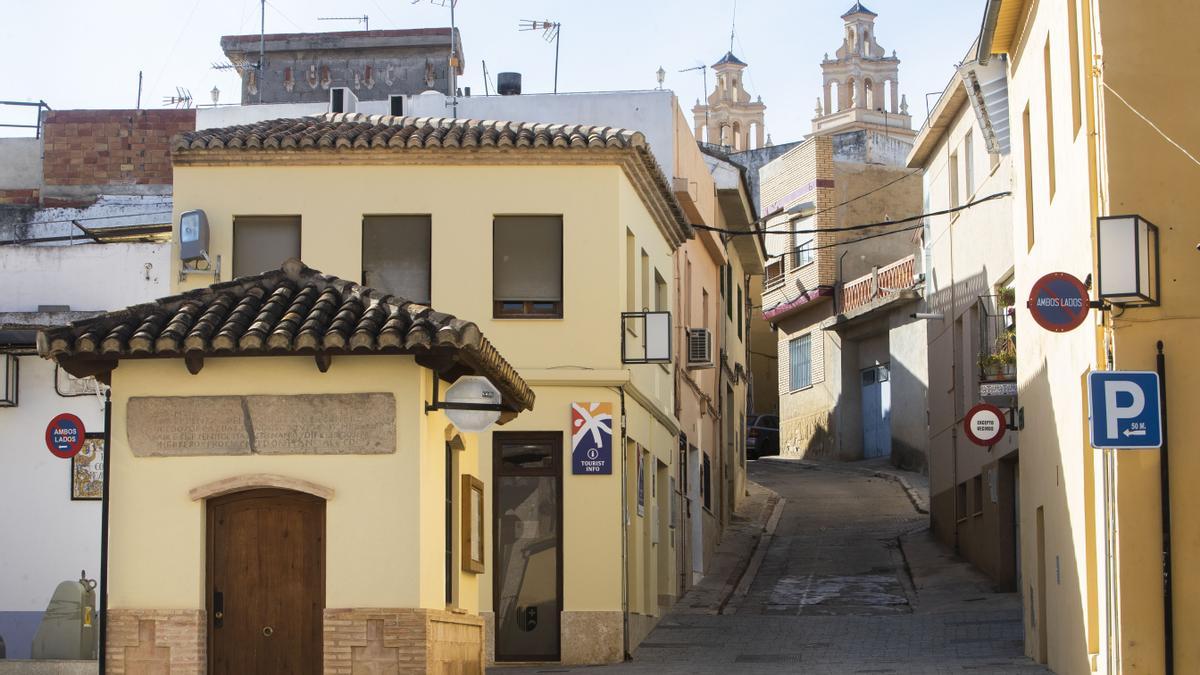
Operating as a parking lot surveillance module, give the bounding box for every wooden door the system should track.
[207,489,325,674]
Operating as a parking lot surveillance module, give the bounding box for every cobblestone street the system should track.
[493,459,1049,674]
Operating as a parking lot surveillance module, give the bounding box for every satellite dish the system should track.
[443,376,502,433]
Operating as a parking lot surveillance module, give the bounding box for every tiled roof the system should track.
[172,113,693,246]
[712,51,748,68]
[175,113,646,153]
[38,259,534,414]
[842,2,877,18]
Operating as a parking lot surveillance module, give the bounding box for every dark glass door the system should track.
[494,432,562,661]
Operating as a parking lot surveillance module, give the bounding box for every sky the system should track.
[1,1,984,143]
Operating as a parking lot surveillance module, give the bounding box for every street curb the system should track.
[708,486,782,615]
[721,494,786,615]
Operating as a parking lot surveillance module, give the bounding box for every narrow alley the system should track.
[495,459,1048,674]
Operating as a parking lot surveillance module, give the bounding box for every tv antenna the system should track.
[412,0,460,115]
[519,19,561,94]
[209,0,267,103]
[163,87,193,109]
[318,15,369,30]
[680,64,708,128]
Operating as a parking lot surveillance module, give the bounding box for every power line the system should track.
[697,191,1011,239]
[757,168,922,228]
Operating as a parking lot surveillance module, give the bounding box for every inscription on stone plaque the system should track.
[127,393,396,457]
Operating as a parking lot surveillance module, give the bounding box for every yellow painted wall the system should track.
[106,355,483,614]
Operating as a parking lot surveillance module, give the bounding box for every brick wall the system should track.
[324,607,484,674]
[41,109,195,188]
[105,608,205,675]
[0,188,39,205]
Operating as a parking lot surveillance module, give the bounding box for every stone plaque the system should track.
[127,393,396,457]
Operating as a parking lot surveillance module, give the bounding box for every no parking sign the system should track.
[46,413,86,458]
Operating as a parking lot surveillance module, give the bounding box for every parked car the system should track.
[746,414,780,460]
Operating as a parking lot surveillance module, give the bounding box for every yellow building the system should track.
[163,113,696,665]
[39,260,534,673]
[982,0,1200,672]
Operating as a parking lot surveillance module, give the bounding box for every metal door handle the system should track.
[262,626,274,637]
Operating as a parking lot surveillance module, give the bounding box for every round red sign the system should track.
[46,413,86,459]
[963,403,1007,447]
[1027,272,1091,332]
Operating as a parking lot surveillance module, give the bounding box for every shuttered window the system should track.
[233,216,300,278]
[493,216,563,317]
[362,215,431,303]
[789,333,812,391]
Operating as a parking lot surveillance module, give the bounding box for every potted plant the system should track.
[978,352,1004,380]
[997,286,1016,309]
[993,331,1016,379]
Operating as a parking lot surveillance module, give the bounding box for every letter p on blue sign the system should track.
[1087,371,1162,449]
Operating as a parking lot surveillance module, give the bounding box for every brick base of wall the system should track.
[324,608,483,675]
[105,609,205,675]
[0,188,39,205]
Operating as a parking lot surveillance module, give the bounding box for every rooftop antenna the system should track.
[318,15,369,30]
[413,0,460,116]
[212,1,266,102]
[680,63,708,129]
[162,87,193,109]
[519,19,562,94]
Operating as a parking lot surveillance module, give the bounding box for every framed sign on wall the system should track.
[71,433,104,500]
[461,474,485,573]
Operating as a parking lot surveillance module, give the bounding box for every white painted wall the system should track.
[195,90,680,178]
[0,241,169,658]
[0,243,170,312]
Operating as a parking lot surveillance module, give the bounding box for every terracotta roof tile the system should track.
[172,113,693,245]
[39,259,534,413]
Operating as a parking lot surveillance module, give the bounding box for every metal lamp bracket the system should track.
[424,376,505,415]
[179,252,221,284]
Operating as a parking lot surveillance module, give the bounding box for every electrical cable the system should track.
[698,191,1011,238]
[17,210,173,227]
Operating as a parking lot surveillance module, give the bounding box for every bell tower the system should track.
[811,2,914,138]
[692,52,767,150]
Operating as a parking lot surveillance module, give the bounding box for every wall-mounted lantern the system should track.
[426,375,503,433]
[1097,215,1159,306]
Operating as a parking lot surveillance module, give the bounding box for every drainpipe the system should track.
[618,386,631,660]
[977,0,1003,66]
[97,389,112,671]
[1156,342,1174,675]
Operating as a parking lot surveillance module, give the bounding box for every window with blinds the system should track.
[493,216,563,318]
[362,215,431,303]
[789,333,812,391]
[233,216,301,278]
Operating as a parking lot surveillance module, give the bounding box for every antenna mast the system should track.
[519,19,562,94]
[680,64,708,129]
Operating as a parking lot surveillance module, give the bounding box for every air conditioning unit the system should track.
[686,328,714,369]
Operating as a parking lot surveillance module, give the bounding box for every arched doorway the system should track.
[206,488,326,674]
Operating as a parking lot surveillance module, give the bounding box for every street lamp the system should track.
[210,86,220,106]
[1097,214,1159,306]
[656,66,666,90]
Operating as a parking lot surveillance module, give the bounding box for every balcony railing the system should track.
[839,255,916,314]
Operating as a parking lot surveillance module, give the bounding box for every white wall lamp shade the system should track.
[1097,215,1159,306]
[442,376,502,433]
[621,311,672,364]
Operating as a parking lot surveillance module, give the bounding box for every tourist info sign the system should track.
[1027,272,1091,332]
[46,412,86,459]
[571,402,613,474]
[1087,371,1162,449]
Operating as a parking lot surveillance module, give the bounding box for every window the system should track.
[1068,0,1082,136]
[725,265,733,319]
[1043,37,1057,200]
[948,151,960,209]
[389,95,404,116]
[625,231,636,312]
[794,238,815,268]
[736,285,743,340]
[973,475,984,516]
[963,130,974,199]
[1022,104,1035,251]
[702,288,710,330]
[956,481,968,521]
[362,215,431,303]
[640,250,650,310]
[788,333,812,391]
[654,270,667,313]
[493,216,562,318]
[233,216,300,278]
[701,453,712,511]
[765,259,784,287]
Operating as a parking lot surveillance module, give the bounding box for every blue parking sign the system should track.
[1087,371,1162,449]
